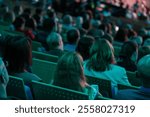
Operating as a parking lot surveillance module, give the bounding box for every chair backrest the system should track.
[95,96,112,100]
[86,75,112,98]
[32,41,42,51]
[6,76,27,99]
[114,46,121,58]
[32,58,57,84]
[32,51,58,63]
[31,81,89,100]
[127,71,142,86]
[118,84,139,90]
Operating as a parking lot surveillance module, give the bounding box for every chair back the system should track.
[31,81,89,100]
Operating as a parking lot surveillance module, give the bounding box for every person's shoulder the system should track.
[111,64,126,71]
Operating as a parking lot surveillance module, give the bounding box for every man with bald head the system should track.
[115,54,150,100]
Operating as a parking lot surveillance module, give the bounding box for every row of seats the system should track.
[32,54,142,87]
[7,75,139,100]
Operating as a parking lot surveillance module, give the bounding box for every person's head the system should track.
[0,58,9,98]
[138,46,150,62]
[119,41,138,62]
[47,32,63,50]
[87,39,115,71]
[3,11,15,24]
[13,16,25,30]
[137,54,150,88]
[102,33,114,44]
[3,36,32,73]
[114,28,128,42]
[62,14,73,25]
[13,5,23,17]
[130,36,143,47]
[76,35,95,60]
[42,18,56,32]
[143,38,150,46]
[67,28,80,44]
[25,17,37,30]
[53,52,86,92]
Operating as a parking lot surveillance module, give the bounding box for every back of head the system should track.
[119,41,138,59]
[143,38,150,46]
[137,55,150,86]
[3,36,31,73]
[63,14,73,25]
[76,35,94,60]
[138,46,150,62]
[25,18,36,30]
[114,28,128,42]
[53,52,86,92]
[87,39,115,71]
[46,32,63,50]
[3,11,15,24]
[42,18,56,32]
[13,16,25,29]
[67,28,80,44]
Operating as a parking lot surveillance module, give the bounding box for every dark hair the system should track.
[102,33,113,44]
[3,36,32,73]
[13,17,25,29]
[87,39,115,71]
[67,29,80,44]
[53,52,86,92]
[138,46,150,62]
[114,28,128,42]
[76,35,95,60]
[42,18,56,32]
[25,18,36,30]
[119,41,138,58]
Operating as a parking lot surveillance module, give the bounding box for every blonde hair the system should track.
[53,52,87,92]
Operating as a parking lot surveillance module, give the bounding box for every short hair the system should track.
[42,18,56,32]
[67,28,80,44]
[87,39,115,71]
[53,52,86,92]
[137,54,150,78]
[138,46,150,62]
[76,35,95,60]
[119,41,138,58]
[3,36,32,73]
[13,17,25,29]
[47,32,63,50]
[63,15,73,25]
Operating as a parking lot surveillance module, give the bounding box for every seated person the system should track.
[53,52,102,99]
[117,41,138,72]
[76,35,95,61]
[64,28,80,52]
[83,39,130,96]
[46,32,64,57]
[3,36,42,87]
[115,55,150,100]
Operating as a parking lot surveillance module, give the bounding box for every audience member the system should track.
[64,28,80,52]
[138,46,150,62]
[117,41,138,72]
[76,35,95,60]
[115,55,150,100]
[46,32,64,57]
[83,39,130,95]
[53,52,101,99]
[3,36,42,86]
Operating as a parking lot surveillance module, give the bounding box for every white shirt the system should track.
[83,61,131,95]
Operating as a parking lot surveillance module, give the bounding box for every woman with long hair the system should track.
[83,39,130,96]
